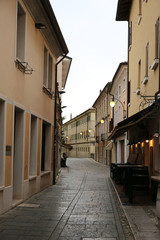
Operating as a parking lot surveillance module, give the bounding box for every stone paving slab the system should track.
[0,158,135,240]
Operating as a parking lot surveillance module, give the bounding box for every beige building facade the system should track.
[0,0,71,214]
[93,83,111,165]
[62,108,95,159]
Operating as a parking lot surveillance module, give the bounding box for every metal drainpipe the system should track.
[53,54,66,185]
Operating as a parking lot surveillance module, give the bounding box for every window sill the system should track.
[29,175,37,181]
[40,171,51,177]
[151,58,159,70]
[142,76,148,85]
[136,88,141,95]
[129,45,132,51]
[137,15,142,25]
[43,86,53,99]
[0,186,4,192]
[15,58,34,74]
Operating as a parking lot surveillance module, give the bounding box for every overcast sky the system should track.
[50,0,128,122]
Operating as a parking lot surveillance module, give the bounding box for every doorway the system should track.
[13,107,24,201]
[120,140,125,164]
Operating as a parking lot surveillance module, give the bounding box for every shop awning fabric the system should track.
[108,100,160,141]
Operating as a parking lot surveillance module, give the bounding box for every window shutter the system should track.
[127,81,131,104]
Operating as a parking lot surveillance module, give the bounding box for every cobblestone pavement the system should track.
[0,158,137,239]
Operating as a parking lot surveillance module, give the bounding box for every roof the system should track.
[92,82,111,107]
[116,0,132,21]
[63,107,95,126]
[62,57,72,89]
[23,0,69,57]
[110,62,128,91]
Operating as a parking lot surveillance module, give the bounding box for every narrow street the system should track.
[0,158,134,240]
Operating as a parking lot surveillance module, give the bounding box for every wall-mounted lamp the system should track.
[101,119,104,124]
[153,133,159,138]
[110,100,115,108]
[35,23,46,29]
[59,90,66,94]
[110,94,126,119]
[88,129,91,133]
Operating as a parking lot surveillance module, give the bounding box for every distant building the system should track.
[109,62,128,164]
[93,83,111,165]
[62,108,96,159]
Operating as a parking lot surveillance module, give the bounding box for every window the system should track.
[123,78,125,91]
[143,43,149,84]
[129,21,132,49]
[138,0,142,24]
[155,18,160,59]
[151,18,159,70]
[138,60,141,88]
[139,0,142,15]
[0,100,5,187]
[43,46,53,91]
[16,2,26,61]
[118,85,121,97]
[127,81,131,104]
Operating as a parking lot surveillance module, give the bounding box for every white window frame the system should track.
[43,45,53,92]
[0,100,6,188]
[16,1,26,62]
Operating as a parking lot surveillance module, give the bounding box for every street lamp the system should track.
[110,94,126,119]
[101,119,104,124]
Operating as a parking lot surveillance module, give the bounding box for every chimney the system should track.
[70,113,72,120]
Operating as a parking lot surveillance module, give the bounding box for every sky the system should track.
[50,0,128,122]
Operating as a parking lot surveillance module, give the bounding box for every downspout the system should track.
[53,54,66,184]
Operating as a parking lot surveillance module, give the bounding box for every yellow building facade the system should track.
[0,0,70,214]
[62,108,96,159]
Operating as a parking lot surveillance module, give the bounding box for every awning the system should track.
[108,100,160,141]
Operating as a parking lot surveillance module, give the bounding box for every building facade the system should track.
[115,0,160,176]
[93,83,111,165]
[115,0,160,219]
[109,62,128,164]
[62,108,95,159]
[0,0,71,214]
